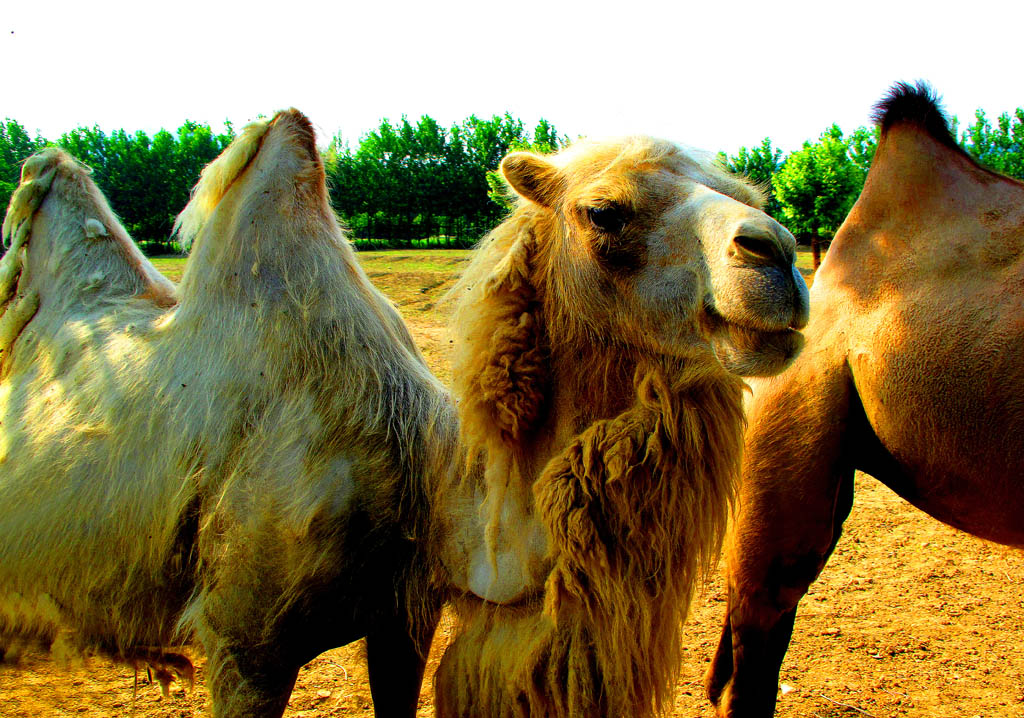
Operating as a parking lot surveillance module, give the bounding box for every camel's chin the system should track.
[711,323,805,377]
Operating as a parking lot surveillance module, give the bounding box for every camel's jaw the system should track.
[700,254,809,377]
[703,305,806,377]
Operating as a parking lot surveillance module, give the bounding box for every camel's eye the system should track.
[586,204,628,234]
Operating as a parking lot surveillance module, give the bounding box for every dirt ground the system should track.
[4,474,1023,717]
[3,252,1023,717]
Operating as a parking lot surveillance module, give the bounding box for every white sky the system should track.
[3,0,1021,156]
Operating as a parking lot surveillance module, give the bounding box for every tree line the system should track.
[0,114,567,253]
[1,119,235,254]
[2,105,1022,256]
[323,114,566,248]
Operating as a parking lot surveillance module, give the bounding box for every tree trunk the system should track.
[811,235,821,269]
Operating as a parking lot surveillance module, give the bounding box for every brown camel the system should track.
[705,82,1024,717]
[435,136,809,718]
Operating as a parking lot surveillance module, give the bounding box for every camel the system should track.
[0,111,460,717]
[434,136,809,718]
[0,111,808,717]
[705,82,1024,717]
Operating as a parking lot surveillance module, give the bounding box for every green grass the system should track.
[149,256,188,283]
[794,247,817,284]
[356,249,471,276]
[794,247,815,270]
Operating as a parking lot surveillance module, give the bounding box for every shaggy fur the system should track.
[438,136,808,717]
[437,361,743,718]
[873,81,1019,181]
[0,111,458,717]
[1,120,806,717]
[872,81,959,151]
[449,138,797,538]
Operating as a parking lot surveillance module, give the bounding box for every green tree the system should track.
[718,137,784,219]
[847,125,879,181]
[774,124,862,268]
[0,120,47,213]
[58,121,232,252]
[962,108,1024,180]
[531,119,568,154]
[325,113,565,247]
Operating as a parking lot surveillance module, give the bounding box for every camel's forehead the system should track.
[556,138,762,209]
[558,139,692,175]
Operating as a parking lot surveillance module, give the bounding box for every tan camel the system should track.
[705,82,1024,717]
[0,111,460,717]
[0,113,807,717]
[435,137,809,718]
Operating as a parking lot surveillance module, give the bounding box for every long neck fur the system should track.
[436,356,744,718]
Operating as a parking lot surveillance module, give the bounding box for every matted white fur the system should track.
[83,218,107,238]
[0,110,460,717]
[1,151,61,245]
[0,151,63,305]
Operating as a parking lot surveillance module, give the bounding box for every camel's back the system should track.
[807,125,1024,543]
[0,221,210,650]
[0,146,190,607]
[0,126,460,655]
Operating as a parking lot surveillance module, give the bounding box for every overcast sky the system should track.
[3,0,1021,156]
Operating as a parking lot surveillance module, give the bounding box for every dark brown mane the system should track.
[872,81,959,150]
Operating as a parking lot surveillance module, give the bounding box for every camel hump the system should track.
[171,116,273,252]
[172,108,344,311]
[173,109,324,254]
[872,81,960,150]
[0,149,176,340]
[870,82,1024,193]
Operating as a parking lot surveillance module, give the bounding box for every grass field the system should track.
[148,256,188,283]
[794,246,817,278]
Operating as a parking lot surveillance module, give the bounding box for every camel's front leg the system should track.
[706,358,858,717]
[364,581,440,716]
[366,602,440,718]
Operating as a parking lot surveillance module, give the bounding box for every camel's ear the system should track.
[501,152,563,208]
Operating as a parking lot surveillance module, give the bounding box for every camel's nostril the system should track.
[732,234,778,263]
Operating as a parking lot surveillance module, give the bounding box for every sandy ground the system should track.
[3,254,1022,717]
[4,472,1022,717]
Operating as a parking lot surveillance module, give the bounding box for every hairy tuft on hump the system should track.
[172,117,273,252]
[1,149,68,249]
[871,81,1024,184]
[872,81,959,150]
[173,109,323,254]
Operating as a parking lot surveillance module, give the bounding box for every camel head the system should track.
[497,137,808,379]
[446,137,809,606]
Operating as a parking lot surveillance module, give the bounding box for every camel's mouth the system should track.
[702,306,805,377]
